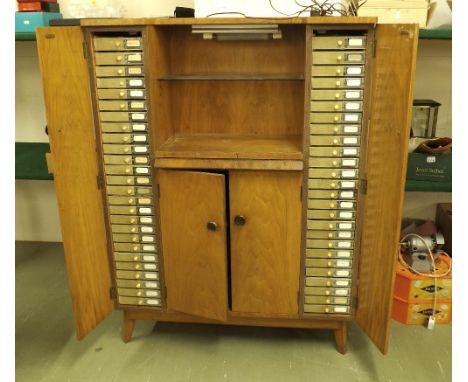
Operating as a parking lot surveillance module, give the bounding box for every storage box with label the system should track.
[357,0,430,27]
[406,152,451,182]
[15,12,63,34]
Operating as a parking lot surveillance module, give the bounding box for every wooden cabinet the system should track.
[36,18,419,354]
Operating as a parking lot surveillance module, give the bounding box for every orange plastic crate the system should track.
[392,297,451,325]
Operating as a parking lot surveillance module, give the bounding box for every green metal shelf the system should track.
[405,179,451,192]
[15,142,53,180]
[419,29,452,40]
[15,32,36,41]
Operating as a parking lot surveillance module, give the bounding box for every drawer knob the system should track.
[325,308,330,313]
[123,147,130,153]
[332,150,338,156]
[335,81,341,87]
[326,290,330,295]
[117,69,123,75]
[116,55,123,62]
[335,92,340,98]
[133,246,138,251]
[132,237,138,242]
[337,40,343,46]
[207,221,218,232]
[327,252,332,258]
[122,125,128,131]
[329,212,335,218]
[330,202,335,208]
[330,182,336,188]
[327,271,332,276]
[136,283,141,288]
[131,228,137,233]
[331,172,337,178]
[135,264,141,269]
[326,281,331,286]
[135,274,140,279]
[332,161,338,166]
[119,91,125,97]
[128,198,134,203]
[115,41,121,47]
[337,55,343,61]
[120,104,125,109]
[334,104,339,110]
[125,168,131,174]
[335,70,341,75]
[123,136,129,142]
[330,192,336,198]
[328,224,333,229]
[137,291,142,296]
[130,218,136,224]
[334,116,339,122]
[328,233,333,238]
[133,256,138,261]
[234,215,247,226]
[126,179,132,184]
[327,261,332,267]
[138,299,144,305]
[119,81,125,86]
[328,242,333,248]
[124,158,131,163]
[333,139,338,145]
[127,189,133,194]
[333,127,339,133]
[326,298,331,304]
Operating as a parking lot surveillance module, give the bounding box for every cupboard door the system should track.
[355,24,419,354]
[158,170,228,321]
[36,27,113,339]
[230,171,302,315]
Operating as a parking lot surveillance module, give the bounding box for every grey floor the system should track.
[16,241,451,382]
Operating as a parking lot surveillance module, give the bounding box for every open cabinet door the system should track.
[37,27,113,339]
[158,170,228,321]
[355,24,419,354]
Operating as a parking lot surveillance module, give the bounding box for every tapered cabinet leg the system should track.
[122,311,135,343]
[334,321,348,354]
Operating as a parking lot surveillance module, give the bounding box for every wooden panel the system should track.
[230,171,302,315]
[355,24,419,354]
[155,158,303,171]
[156,135,303,160]
[36,27,113,339]
[158,170,228,321]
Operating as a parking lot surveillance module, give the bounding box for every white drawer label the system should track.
[145,290,160,297]
[126,39,141,48]
[136,177,150,184]
[342,159,357,167]
[140,217,153,224]
[145,281,158,288]
[132,124,146,131]
[143,263,157,270]
[141,226,154,233]
[130,90,144,98]
[339,201,354,209]
[135,167,149,174]
[145,273,157,279]
[345,102,360,111]
[130,113,145,121]
[341,170,356,178]
[347,53,363,62]
[343,137,358,145]
[129,79,143,87]
[335,289,349,296]
[134,156,148,164]
[142,236,154,242]
[130,102,145,109]
[128,54,142,62]
[143,245,155,251]
[337,241,352,249]
[143,255,156,261]
[128,67,142,75]
[348,38,364,47]
[343,125,359,134]
[341,181,355,189]
[345,90,360,99]
[134,135,147,143]
[344,114,359,122]
[336,270,350,277]
[338,231,352,239]
[339,191,354,199]
[343,148,357,156]
[345,78,361,87]
[134,146,148,153]
[146,299,160,305]
[336,279,350,286]
[138,198,151,204]
[339,211,353,219]
[333,306,349,313]
[338,223,352,230]
[346,67,362,75]
[139,207,152,214]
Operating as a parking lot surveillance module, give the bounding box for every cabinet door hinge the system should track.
[360,179,367,195]
[109,286,116,300]
[82,41,88,60]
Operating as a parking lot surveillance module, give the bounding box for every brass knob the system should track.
[333,139,338,145]
[326,298,331,304]
[125,168,131,174]
[327,261,332,267]
[119,81,124,86]
[332,150,338,156]
[135,264,141,270]
[328,224,333,229]
[328,233,333,238]
[331,183,336,188]
[136,283,141,288]
[326,281,331,286]
[130,218,136,224]
[116,55,123,62]
[127,189,133,194]
[133,246,138,251]
[119,91,125,98]
[126,179,132,184]
[332,161,338,166]
[327,271,332,276]
[334,116,339,122]
[117,69,123,75]
[128,198,134,203]
[123,147,130,153]
[326,290,330,295]
[327,252,332,258]
[334,104,339,110]
[132,237,138,242]
[337,40,343,46]
[328,242,333,248]
[335,81,341,87]
[137,291,142,296]
[131,228,137,233]
[335,92,340,98]
[207,221,218,231]
[234,215,247,226]
[337,55,343,61]
[129,208,135,214]
[122,136,129,142]
[122,125,128,131]
[325,308,330,313]
[333,127,339,133]
[330,212,335,218]
[330,202,335,208]
[138,299,143,305]
[133,256,138,261]
[120,104,125,109]
[135,274,140,279]
[331,172,337,178]
[330,192,336,198]
[124,158,131,163]
[115,41,121,47]
[336,69,341,75]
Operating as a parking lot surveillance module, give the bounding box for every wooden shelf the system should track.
[15,142,53,180]
[419,29,452,40]
[158,74,305,81]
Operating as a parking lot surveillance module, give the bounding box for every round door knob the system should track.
[129,208,135,214]
[330,202,335,208]
[331,172,337,178]
[329,212,335,218]
[328,242,333,248]
[327,271,332,276]
[135,274,140,279]
[132,237,138,242]
[326,298,331,304]
[234,215,246,226]
[327,261,332,267]
[117,69,123,75]
[337,40,343,46]
[331,182,336,188]
[207,221,218,231]
[333,139,338,145]
[326,281,331,286]
[133,246,138,251]
[125,168,131,174]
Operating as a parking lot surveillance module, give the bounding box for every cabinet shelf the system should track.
[15,142,53,180]
[419,29,452,40]
[158,74,305,81]
[405,179,451,192]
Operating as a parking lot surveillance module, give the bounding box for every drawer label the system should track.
[336,270,350,277]
[333,306,349,313]
[136,177,150,184]
[143,255,156,261]
[341,181,356,189]
[142,236,154,242]
[339,211,353,219]
[128,67,142,75]
[337,241,352,249]
[132,123,146,131]
[130,102,145,109]
[344,114,359,122]
[339,201,354,209]
[130,113,146,121]
[145,282,158,288]
[346,67,362,75]
[141,226,154,233]
[335,289,349,296]
[146,299,160,305]
[336,279,350,286]
[140,217,153,224]
[145,273,158,279]
[129,79,144,87]
[143,245,156,252]
[339,191,354,199]
[145,290,160,297]
[133,135,147,142]
[139,207,152,214]
[345,102,360,111]
[125,39,141,48]
[343,148,358,156]
[348,38,364,47]
[343,125,359,134]
[127,54,142,62]
[345,79,361,87]
[342,170,357,178]
[134,156,148,164]
[342,159,356,167]
[134,146,148,153]
[144,264,157,270]
[345,90,361,99]
[135,167,149,174]
[130,90,144,98]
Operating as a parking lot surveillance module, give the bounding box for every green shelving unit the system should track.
[405,179,451,192]
[15,32,36,41]
[15,142,53,180]
[419,29,452,40]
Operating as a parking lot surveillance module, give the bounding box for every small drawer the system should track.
[310,112,362,124]
[106,186,152,196]
[118,288,161,298]
[113,243,157,253]
[108,195,152,206]
[95,66,144,77]
[305,258,353,268]
[110,214,154,225]
[310,101,363,113]
[307,189,356,200]
[103,155,149,166]
[311,89,363,101]
[93,37,143,51]
[109,205,153,215]
[306,230,354,240]
[97,89,146,100]
[305,268,351,277]
[307,179,358,190]
[307,199,356,210]
[312,51,365,65]
[118,296,161,307]
[307,220,355,232]
[309,136,360,147]
[115,261,159,271]
[303,304,350,314]
[95,52,143,66]
[102,144,149,155]
[116,279,160,289]
[304,286,351,297]
[98,100,147,111]
[100,123,147,133]
[306,239,354,250]
[99,112,147,122]
[101,133,148,144]
[312,77,364,89]
[116,270,159,280]
[306,249,353,259]
[96,77,145,89]
[310,124,361,135]
[308,168,358,179]
[312,66,365,77]
[105,165,150,176]
[111,224,155,234]
[112,233,156,243]
[304,295,350,305]
[305,276,351,287]
[308,146,360,158]
[312,36,366,50]
[308,157,359,169]
[307,209,356,220]
[113,253,158,262]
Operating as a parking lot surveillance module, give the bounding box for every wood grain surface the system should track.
[230,171,302,315]
[36,27,113,339]
[158,170,228,321]
[355,24,419,354]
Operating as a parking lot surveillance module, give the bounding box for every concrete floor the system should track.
[16,241,451,382]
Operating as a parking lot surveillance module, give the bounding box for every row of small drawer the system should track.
[104,165,150,175]
[312,77,364,89]
[309,147,359,158]
[99,100,147,111]
[94,37,143,51]
[306,268,351,278]
[311,101,363,112]
[307,179,358,189]
[309,157,358,168]
[304,305,350,314]
[98,89,146,100]
[310,125,360,135]
[100,112,147,122]
[115,261,159,271]
[306,249,353,259]
[112,233,155,243]
[95,52,144,66]
[306,229,354,239]
[312,65,364,77]
[310,113,361,124]
[307,209,355,220]
[106,175,151,186]
[306,258,352,268]
[97,77,145,89]
[108,205,154,215]
[308,199,355,209]
[312,36,366,50]
[306,239,354,251]
[113,243,157,252]
[308,168,358,179]
[312,51,365,65]
[311,89,363,101]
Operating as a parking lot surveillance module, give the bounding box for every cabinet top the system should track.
[79,16,378,27]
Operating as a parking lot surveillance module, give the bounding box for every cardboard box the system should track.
[392,297,451,324]
[406,153,451,182]
[15,12,62,33]
[357,0,430,27]
[436,203,452,255]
